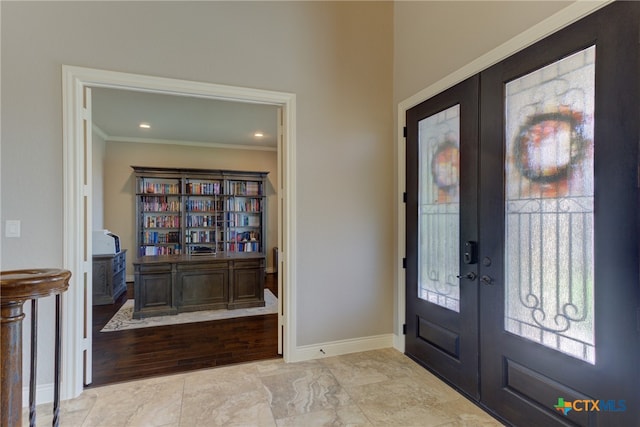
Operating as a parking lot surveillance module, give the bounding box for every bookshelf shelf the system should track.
[132,166,268,258]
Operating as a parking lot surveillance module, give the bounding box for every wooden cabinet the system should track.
[92,250,127,305]
[230,259,265,309]
[132,166,267,258]
[133,254,265,319]
[177,259,229,312]
[133,261,176,317]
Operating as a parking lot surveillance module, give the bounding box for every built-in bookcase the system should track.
[133,166,267,257]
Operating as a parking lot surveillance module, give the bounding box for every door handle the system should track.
[457,272,477,281]
[480,275,493,285]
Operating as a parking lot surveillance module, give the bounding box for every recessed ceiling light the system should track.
[254,132,264,138]
[139,123,151,129]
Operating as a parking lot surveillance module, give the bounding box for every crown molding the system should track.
[105,136,277,152]
[92,122,276,152]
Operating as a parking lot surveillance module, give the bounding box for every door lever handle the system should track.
[456,272,477,281]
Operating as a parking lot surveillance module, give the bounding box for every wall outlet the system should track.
[5,220,21,238]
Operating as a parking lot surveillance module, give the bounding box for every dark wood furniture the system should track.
[132,166,268,258]
[92,249,127,305]
[133,253,265,319]
[1,268,71,427]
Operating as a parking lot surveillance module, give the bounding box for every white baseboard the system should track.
[288,333,395,363]
[23,383,54,407]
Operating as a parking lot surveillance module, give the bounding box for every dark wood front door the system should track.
[405,75,480,399]
[406,3,639,426]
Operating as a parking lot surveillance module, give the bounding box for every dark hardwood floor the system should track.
[88,273,280,388]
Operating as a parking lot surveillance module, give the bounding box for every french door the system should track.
[406,3,639,426]
[405,75,480,399]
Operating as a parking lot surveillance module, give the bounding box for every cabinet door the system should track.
[92,259,112,305]
[134,264,176,318]
[229,260,265,309]
[112,250,127,300]
[178,265,228,311]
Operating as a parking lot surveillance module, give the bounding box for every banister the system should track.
[1,268,71,427]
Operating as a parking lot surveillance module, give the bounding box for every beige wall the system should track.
[1,0,394,385]
[0,0,595,392]
[393,1,571,104]
[103,142,278,276]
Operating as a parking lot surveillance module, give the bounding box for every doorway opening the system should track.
[62,66,296,400]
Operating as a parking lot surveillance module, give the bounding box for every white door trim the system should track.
[62,66,297,400]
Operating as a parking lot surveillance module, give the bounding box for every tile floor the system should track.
[25,348,503,426]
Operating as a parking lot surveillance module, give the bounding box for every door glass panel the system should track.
[418,105,460,312]
[504,46,595,363]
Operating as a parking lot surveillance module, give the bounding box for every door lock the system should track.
[463,241,478,264]
[457,272,477,281]
[480,275,493,285]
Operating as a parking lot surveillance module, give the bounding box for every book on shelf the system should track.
[187,181,221,195]
[142,196,182,212]
[186,230,216,243]
[140,181,180,194]
[186,199,222,212]
[142,244,181,256]
[228,181,262,196]
[144,215,180,228]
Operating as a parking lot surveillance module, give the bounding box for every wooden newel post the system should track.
[1,269,71,427]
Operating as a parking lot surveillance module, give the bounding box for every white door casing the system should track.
[62,66,297,400]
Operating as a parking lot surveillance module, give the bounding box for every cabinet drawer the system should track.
[177,260,227,272]
[137,263,172,274]
[113,258,123,274]
[112,251,127,273]
[233,259,264,269]
[113,270,127,297]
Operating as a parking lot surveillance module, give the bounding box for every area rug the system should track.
[101,289,277,332]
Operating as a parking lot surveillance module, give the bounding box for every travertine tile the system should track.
[180,389,275,427]
[182,362,264,395]
[22,402,54,427]
[261,367,353,419]
[81,376,185,426]
[24,348,502,426]
[344,377,460,427]
[180,364,274,426]
[255,357,324,377]
[23,389,97,427]
[431,397,504,427]
[320,348,417,387]
[275,405,373,427]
